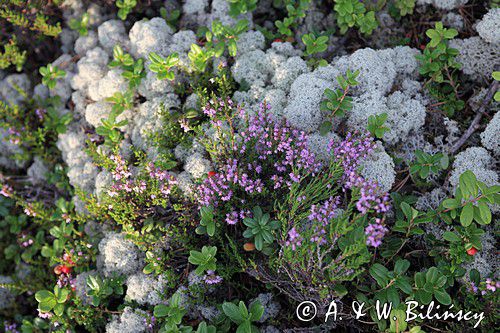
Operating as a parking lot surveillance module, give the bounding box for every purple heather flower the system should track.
[35,108,47,120]
[204,270,223,284]
[485,278,497,292]
[7,128,21,145]
[225,211,239,225]
[365,220,388,248]
[3,321,19,333]
[285,227,303,251]
[0,184,13,197]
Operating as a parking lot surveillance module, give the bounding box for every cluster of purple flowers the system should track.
[56,273,76,289]
[203,270,223,285]
[470,279,499,295]
[144,314,156,331]
[6,127,21,145]
[329,132,390,214]
[106,156,176,200]
[35,108,46,121]
[0,184,13,197]
[3,321,19,333]
[19,233,34,247]
[285,227,302,251]
[364,218,388,248]
[197,102,321,225]
[306,196,341,245]
[23,204,37,217]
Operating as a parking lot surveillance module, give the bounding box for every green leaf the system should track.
[38,298,56,313]
[35,290,53,303]
[442,231,461,242]
[394,259,410,275]
[434,289,451,305]
[370,263,390,287]
[477,202,491,224]
[154,304,169,317]
[460,203,474,227]
[53,303,64,316]
[222,302,244,323]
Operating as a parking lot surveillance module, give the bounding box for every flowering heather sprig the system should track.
[7,127,21,145]
[365,218,388,248]
[56,273,76,289]
[285,227,303,251]
[3,321,19,333]
[197,103,321,223]
[106,158,177,200]
[484,278,499,293]
[110,154,131,181]
[24,204,37,217]
[144,314,156,331]
[35,108,47,120]
[203,270,223,284]
[0,184,13,197]
[330,132,390,214]
[19,234,34,247]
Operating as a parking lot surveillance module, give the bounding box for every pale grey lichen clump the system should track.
[251,293,281,323]
[449,147,499,190]
[481,111,500,155]
[106,306,148,333]
[57,127,99,193]
[449,12,499,81]
[98,232,144,277]
[416,0,469,10]
[476,8,500,45]
[125,272,167,305]
[360,146,396,193]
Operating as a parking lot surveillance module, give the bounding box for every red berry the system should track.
[60,265,71,274]
[467,247,478,256]
[208,171,216,178]
[274,38,283,43]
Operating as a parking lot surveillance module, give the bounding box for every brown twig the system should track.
[449,81,498,155]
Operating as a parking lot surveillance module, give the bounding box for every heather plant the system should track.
[195,99,390,302]
[0,37,26,71]
[83,152,179,232]
[0,95,70,164]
